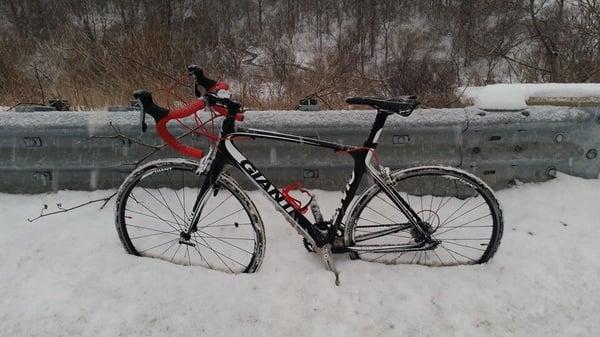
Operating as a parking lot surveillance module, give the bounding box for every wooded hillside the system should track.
[1,0,598,109]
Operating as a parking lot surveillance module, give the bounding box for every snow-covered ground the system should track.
[1,173,599,337]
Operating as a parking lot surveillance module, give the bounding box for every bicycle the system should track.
[115,65,503,284]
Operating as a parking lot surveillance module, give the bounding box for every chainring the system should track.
[302,221,331,253]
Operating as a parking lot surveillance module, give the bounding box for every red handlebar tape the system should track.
[155,99,206,159]
[154,81,243,159]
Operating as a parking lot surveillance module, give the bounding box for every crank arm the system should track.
[316,244,340,286]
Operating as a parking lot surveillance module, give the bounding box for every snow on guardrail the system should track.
[461,83,600,110]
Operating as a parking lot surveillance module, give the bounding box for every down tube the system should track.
[223,138,323,242]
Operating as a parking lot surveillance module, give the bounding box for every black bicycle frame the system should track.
[189,110,429,249]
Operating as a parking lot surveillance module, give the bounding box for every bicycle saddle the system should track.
[346,96,419,114]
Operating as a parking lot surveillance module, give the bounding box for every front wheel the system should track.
[115,159,265,273]
[345,166,503,266]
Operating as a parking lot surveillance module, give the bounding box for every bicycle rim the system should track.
[115,160,265,273]
[346,166,503,266]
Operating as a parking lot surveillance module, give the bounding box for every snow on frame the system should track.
[462,83,600,110]
[0,173,599,337]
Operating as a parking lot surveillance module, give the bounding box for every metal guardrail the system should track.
[1,106,599,193]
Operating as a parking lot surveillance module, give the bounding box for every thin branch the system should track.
[90,122,162,150]
[106,51,190,87]
[33,63,46,104]
[27,191,117,222]
[5,102,45,111]
[27,116,207,221]
[441,85,469,108]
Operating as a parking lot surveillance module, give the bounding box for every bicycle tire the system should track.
[345,166,503,266]
[115,159,265,273]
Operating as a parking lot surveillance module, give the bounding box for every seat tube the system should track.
[364,110,389,148]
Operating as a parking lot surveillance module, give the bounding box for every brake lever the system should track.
[134,96,147,133]
[140,108,147,133]
[188,65,202,98]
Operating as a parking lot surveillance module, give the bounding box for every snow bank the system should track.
[463,83,600,110]
[1,174,599,336]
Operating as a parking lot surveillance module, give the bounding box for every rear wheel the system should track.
[115,159,265,273]
[345,166,503,266]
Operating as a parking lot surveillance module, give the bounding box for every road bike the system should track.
[115,66,503,284]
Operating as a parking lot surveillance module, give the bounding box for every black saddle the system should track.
[346,96,419,115]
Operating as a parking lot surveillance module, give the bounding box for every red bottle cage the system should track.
[154,81,243,159]
[281,181,313,214]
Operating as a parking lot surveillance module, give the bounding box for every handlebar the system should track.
[133,66,243,159]
[134,89,207,158]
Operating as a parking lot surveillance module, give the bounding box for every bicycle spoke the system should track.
[203,222,252,228]
[358,216,386,225]
[142,177,186,226]
[438,194,475,227]
[374,194,403,214]
[136,188,186,229]
[439,201,486,227]
[197,229,254,255]
[126,207,181,232]
[196,235,255,241]
[158,239,179,257]
[170,244,182,263]
[432,249,444,264]
[125,223,180,235]
[391,252,406,263]
[442,240,486,252]
[192,236,243,272]
[166,170,187,221]
[369,252,393,262]
[130,230,179,240]
[191,241,212,268]
[127,196,183,232]
[365,205,401,226]
[440,244,477,262]
[436,215,491,236]
[118,164,263,272]
[440,244,461,264]
[199,208,244,229]
[352,169,501,266]
[140,238,179,254]
[193,235,233,272]
[409,252,419,264]
[198,193,234,223]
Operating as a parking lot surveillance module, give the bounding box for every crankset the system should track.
[302,221,331,253]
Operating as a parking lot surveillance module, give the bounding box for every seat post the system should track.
[364,110,391,149]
